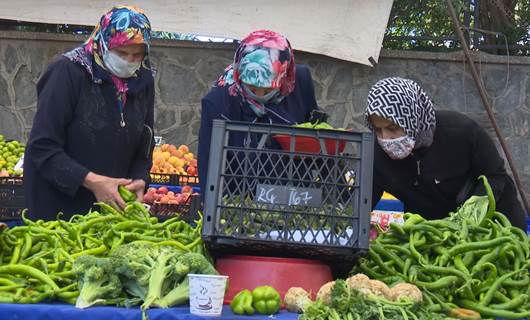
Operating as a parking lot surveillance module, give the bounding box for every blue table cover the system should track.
[0,303,299,320]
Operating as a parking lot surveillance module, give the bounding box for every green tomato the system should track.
[0,134,4,142]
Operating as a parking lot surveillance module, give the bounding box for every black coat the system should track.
[24,56,155,220]
[372,110,527,229]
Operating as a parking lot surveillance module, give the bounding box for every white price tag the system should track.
[154,136,163,146]
[14,154,24,172]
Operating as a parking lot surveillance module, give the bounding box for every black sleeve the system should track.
[198,98,218,194]
[371,170,385,209]
[296,64,319,121]
[469,123,508,201]
[128,82,155,183]
[26,58,89,196]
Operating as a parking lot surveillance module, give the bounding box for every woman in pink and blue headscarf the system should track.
[25,6,155,220]
[198,30,322,193]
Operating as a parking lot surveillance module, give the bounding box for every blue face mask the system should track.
[242,84,280,104]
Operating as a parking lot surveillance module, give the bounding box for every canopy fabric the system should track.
[0,0,394,66]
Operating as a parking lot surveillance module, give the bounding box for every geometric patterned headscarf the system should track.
[365,77,437,148]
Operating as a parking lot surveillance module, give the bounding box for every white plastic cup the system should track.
[188,274,229,317]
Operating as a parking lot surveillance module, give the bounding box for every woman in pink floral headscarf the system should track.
[198,29,324,194]
[25,6,156,220]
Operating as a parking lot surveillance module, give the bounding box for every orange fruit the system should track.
[169,156,179,166]
[174,158,185,169]
[178,145,189,154]
[168,144,178,156]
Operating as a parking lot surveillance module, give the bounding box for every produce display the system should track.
[352,177,530,319]
[297,276,458,320]
[143,185,197,205]
[1,139,529,320]
[151,144,197,176]
[0,193,213,317]
[0,135,24,177]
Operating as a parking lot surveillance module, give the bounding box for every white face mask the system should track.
[102,50,142,78]
[377,135,415,160]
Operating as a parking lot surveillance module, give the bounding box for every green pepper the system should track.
[251,285,281,315]
[118,185,137,203]
[230,289,254,315]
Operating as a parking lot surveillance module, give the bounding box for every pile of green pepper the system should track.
[354,209,530,319]
[0,200,206,305]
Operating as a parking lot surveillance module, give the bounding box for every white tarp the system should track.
[0,0,394,66]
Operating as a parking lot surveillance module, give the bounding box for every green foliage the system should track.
[384,0,530,55]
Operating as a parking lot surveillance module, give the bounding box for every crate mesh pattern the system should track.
[202,120,374,261]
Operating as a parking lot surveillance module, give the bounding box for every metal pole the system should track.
[446,0,530,216]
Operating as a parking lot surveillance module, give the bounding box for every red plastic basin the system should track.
[215,255,333,304]
[273,134,346,155]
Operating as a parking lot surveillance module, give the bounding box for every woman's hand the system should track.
[83,172,132,209]
[124,179,146,203]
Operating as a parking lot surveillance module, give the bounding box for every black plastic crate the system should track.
[148,194,200,223]
[202,120,374,261]
[0,177,25,221]
[149,173,199,186]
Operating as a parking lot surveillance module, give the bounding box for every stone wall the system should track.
[0,31,528,201]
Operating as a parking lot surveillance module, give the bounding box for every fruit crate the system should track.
[0,177,25,221]
[202,120,374,262]
[148,194,200,223]
[149,173,199,186]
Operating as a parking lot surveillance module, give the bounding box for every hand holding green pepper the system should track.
[118,185,137,203]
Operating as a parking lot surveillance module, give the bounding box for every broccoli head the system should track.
[109,242,160,300]
[109,242,218,313]
[154,252,218,308]
[72,255,123,308]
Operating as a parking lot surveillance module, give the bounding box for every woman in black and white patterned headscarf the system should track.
[365,77,526,230]
[366,77,436,159]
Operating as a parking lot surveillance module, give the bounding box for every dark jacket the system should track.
[198,64,319,194]
[372,110,527,229]
[24,57,155,220]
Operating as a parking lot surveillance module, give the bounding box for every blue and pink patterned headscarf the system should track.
[64,5,152,110]
[216,30,296,117]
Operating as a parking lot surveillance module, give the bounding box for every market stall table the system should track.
[0,303,299,320]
